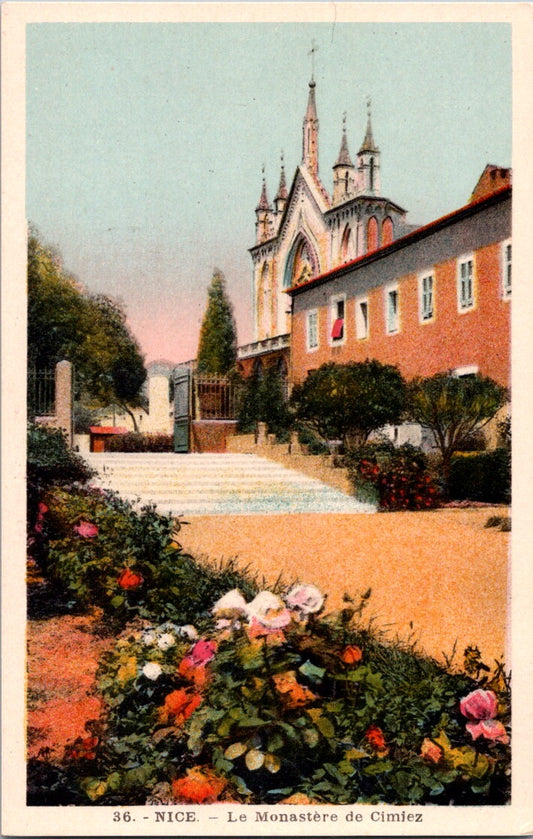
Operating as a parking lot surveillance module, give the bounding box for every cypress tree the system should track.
[196,268,238,374]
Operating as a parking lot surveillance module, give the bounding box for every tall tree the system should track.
[28,229,147,425]
[291,360,407,448]
[407,372,508,488]
[196,268,237,374]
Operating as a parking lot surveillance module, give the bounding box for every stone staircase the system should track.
[85,452,375,516]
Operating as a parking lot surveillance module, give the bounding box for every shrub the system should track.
[344,442,440,511]
[448,449,511,504]
[34,486,258,627]
[237,367,291,440]
[27,422,95,530]
[105,433,174,453]
[68,586,510,806]
[297,426,330,455]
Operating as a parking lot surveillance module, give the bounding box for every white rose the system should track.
[142,662,162,681]
[212,589,248,615]
[157,633,176,651]
[285,584,325,615]
[177,624,198,640]
[246,590,292,629]
[141,630,157,646]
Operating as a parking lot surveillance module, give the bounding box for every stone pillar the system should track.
[55,360,73,447]
[146,374,171,433]
[256,422,268,446]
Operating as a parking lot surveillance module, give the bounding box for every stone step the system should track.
[84,452,375,516]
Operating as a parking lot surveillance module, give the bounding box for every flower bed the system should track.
[28,484,510,806]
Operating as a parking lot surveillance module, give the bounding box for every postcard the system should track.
[2,2,532,835]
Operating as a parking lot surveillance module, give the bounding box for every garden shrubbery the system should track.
[449,449,511,504]
[344,442,440,511]
[105,433,174,453]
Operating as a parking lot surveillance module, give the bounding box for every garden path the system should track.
[178,507,510,669]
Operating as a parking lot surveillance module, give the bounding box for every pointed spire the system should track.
[256,165,271,211]
[335,112,353,167]
[275,151,288,202]
[359,97,378,153]
[302,79,319,175]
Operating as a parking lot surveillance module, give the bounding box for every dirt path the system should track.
[179,507,510,668]
[27,612,111,761]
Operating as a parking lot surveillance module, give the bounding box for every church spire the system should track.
[255,166,273,243]
[302,79,319,175]
[357,97,381,196]
[274,151,288,215]
[333,113,355,205]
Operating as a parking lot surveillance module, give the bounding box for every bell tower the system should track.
[357,98,381,196]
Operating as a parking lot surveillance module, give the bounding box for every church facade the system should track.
[237,79,412,377]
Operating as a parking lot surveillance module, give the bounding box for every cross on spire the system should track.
[308,39,319,82]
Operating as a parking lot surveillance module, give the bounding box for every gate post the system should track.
[55,360,73,447]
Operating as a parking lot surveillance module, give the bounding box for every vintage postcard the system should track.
[2,2,532,835]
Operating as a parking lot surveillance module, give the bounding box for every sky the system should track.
[26,21,512,365]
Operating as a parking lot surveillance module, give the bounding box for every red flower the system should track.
[460,689,498,721]
[365,724,388,753]
[74,520,99,538]
[66,735,99,761]
[341,645,363,665]
[117,567,144,590]
[159,688,202,725]
[420,738,443,764]
[172,767,226,803]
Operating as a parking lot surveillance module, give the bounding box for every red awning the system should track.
[89,426,129,435]
[331,318,344,339]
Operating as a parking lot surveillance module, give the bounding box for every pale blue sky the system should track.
[26,22,511,363]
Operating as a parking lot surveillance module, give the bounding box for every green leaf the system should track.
[363,760,393,775]
[299,660,326,682]
[316,716,335,739]
[110,595,125,608]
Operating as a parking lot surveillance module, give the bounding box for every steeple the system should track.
[333,113,356,205]
[255,166,274,243]
[356,98,381,196]
[274,152,288,215]
[302,79,319,176]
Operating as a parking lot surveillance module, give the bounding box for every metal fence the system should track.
[28,367,56,418]
[192,373,238,420]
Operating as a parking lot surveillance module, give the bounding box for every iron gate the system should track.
[173,367,191,453]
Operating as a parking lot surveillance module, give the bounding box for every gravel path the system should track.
[179,507,510,668]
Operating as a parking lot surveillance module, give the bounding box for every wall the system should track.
[290,192,511,387]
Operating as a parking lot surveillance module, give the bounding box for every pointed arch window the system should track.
[367,217,378,253]
[381,217,393,247]
[284,234,319,288]
[340,225,355,263]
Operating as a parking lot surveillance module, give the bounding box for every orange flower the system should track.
[341,644,363,665]
[365,724,388,754]
[117,568,144,590]
[159,689,202,725]
[178,658,210,689]
[272,671,317,708]
[420,738,443,764]
[172,767,226,803]
[66,735,99,761]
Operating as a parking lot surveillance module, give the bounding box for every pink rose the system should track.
[74,520,99,538]
[188,639,217,667]
[466,719,509,744]
[459,689,498,721]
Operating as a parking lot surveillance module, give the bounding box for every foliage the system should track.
[406,373,508,489]
[497,415,511,450]
[237,366,291,438]
[28,230,147,420]
[27,423,95,529]
[105,433,174,453]
[290,361,407,448]
[34,486,258,628]
[297,426,330,455]
[448,450,511,504]
[63,587,510,806]
[196,269,238,375]
[344,442,440,511]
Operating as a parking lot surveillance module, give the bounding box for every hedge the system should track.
[449,449,511,504]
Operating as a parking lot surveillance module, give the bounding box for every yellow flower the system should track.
[117,655,137,684]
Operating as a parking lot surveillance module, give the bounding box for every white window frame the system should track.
[329,293,347,346]
[355,296,369,339]
[306,309,319,352]
[453,365,479,378]
[502,239,511,300]
[457,254,475,312]
[418,271,435,323]
[385,283,400,334]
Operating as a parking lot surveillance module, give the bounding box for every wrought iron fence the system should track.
[28,367,56,418]
[192,373,238,420]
